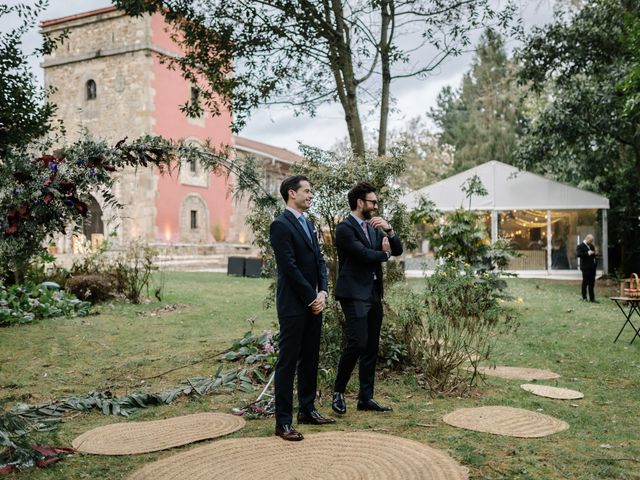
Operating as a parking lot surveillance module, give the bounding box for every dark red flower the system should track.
[7,209,17,220]
[18,202,29,218]
[103,164,116,172]
[13,172,32,184]
[43,192,54,204]
[74,200,88,217]
[58,182,76,195]
[5,224,18,234]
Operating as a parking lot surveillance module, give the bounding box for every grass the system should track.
[1,273,639,479]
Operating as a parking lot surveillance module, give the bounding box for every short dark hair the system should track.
[279,175,310,202]
[347,182,376,210]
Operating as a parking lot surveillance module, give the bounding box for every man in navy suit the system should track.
[331,182,403,415]
[269,175,334,441]
[576,233,598,303]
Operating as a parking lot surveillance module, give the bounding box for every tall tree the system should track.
[115,0,519,157]
[429,28,524,173]
[516,0,640,271]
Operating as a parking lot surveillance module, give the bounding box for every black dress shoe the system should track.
[297,409,336,425]
[332,392,346,415]
[275,424,304,441]
[357,398,392,412]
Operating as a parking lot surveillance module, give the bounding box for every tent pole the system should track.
[602,209,608,275]
[546,209,552,274]
[491,210,498,244]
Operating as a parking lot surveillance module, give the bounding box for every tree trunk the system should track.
[324,0,366,158]
[378,0,392,157]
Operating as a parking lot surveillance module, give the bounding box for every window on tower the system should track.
[86,79,97,100]
[190,210,198,229]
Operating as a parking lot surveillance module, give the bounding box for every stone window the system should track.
[180,194,210,243]
[86,79,97,100]
[190,86,199,105]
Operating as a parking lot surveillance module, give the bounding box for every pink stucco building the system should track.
[40,6,301,256]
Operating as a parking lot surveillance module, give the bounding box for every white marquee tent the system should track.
[401,161,610,273]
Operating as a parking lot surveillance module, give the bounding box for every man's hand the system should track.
[310,291,327,315]
[382,236,391,254]
[369,216,390,231]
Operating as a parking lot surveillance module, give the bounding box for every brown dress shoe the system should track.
[275,424,304,441]
[297,409,336,425]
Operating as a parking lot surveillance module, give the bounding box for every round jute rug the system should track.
[72,413,245,455]
[442,406,568,438]
[126,431,469,480]
[472,366,560,381]
[520,384,584,400]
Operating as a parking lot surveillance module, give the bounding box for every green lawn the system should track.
[1,273,639,479]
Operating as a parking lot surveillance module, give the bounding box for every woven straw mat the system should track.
[473,366,560,381]
[126,431,469,480]
[443,406,568,438]
[520,384,584,400]
[72,413,245,455]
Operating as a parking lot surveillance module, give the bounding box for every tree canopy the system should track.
[516,0,640,271]
[115,0,520,157]
[0,1,63,156]
[429,28,524,173]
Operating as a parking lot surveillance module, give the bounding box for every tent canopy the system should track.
[401,161,609,211]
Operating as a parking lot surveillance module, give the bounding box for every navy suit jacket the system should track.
[576,242,597,271]
[334,215,403,301]
[270,209,328,318]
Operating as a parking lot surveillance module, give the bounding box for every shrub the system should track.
[112,241,159,304]
[386,263,517,396]
[68,240,160,304]
[65,274,116,304]
[0,282,91,326]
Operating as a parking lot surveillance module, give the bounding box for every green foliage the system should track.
[0,136,225,284]
[386,264,517,395]
[516,0,640,271]
[0,282,90,326]
[0,1,65,157]
[413,177,517,273]
[430,29,525,173]
[69,240,161,304]
[224,330,278,368]
[112,241,159,304]
[387,117,454,190]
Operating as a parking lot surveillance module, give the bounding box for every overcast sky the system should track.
[5,0,555,153]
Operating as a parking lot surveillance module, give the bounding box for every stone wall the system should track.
[42,11,158,251]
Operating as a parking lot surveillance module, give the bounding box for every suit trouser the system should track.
[334,289,383,401]
[274,310,322,426]
[581,268,596,301]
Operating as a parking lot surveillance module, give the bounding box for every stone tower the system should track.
[40,6,233,252]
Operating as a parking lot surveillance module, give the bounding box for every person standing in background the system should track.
[576,234,598,303]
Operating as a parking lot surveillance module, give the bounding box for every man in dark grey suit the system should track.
[576,233,598,303]
[331,182,403,415]
[269,175,334,441]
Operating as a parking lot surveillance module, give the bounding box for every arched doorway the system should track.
[82,196,104,238]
